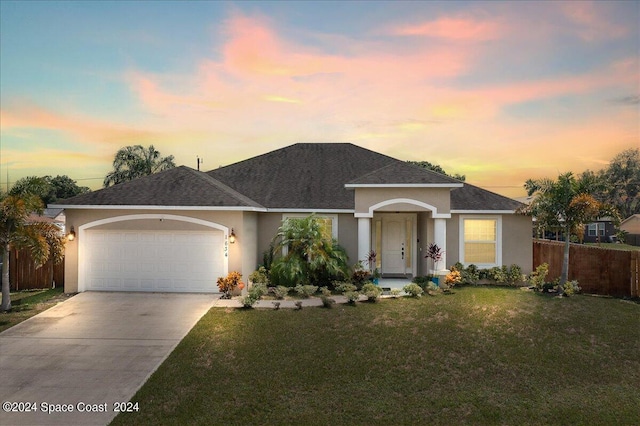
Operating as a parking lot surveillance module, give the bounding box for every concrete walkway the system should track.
[0,292,217,426]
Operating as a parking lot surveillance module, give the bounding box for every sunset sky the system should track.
[1,1,638,198]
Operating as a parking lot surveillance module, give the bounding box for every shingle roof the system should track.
[347,161,462,186]
[53,143,524,212]
[54,166,264,208]
[208,143,399,209]
[451,182,524,211]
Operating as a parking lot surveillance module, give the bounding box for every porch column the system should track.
[357,217,371,263]
[433,218,447,271]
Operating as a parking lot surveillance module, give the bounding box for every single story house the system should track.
[620,214,640,246]
[582,217,617,244]
[51,143,532,294]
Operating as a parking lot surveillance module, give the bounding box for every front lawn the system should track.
[112,287,640,425]
[585,242,640,251]
[0,288,71,333]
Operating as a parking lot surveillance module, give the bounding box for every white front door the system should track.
[381,214,415,275]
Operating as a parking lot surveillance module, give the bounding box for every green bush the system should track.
[426,282,440,295]
[456,263,480,284]
[345,291,360,304]
[403,283,424,297]
[271,286,290,300]
[563,280,581,296]
[249,266,270,286]
[270,215,349,287]
[361,283,382,302]
[320,286,332,296]
[320,295,335,308]
[390,288,402,298]
[295,284,318,298]
[240,294,259,308]
[249,283,268,299]
[528,263,549,291]
[334,281,357,294]
[505,264,524,286]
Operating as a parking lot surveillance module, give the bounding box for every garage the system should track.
[82,229,224,293]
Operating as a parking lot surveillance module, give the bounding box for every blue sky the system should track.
[1,1,638,197]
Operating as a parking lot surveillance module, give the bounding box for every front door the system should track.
[381,214,415,276]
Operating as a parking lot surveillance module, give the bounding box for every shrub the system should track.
[295,284,318,298]
[320,295,335,308]
[390,288,402,298]
[361,283,382,302]
[249,283,268,299]
[271,286,290,300]
[403,283,424,298]
[320,286,332,296]
[563,280,581,296]
[426,282,440,295]
[455,263,480,284]
[270,215,349,287]
[486,266,507,284]
[217,271,243,299]
[505,264,524,286]
[528,263,549,291]
[351,262,371,290]
[294,301,303,310]
[249,266,270,286]
[412,276,436,293]
[334,281,357,294]
[240,294,259,308]
[345,291,360,304]
[444,269,461,288]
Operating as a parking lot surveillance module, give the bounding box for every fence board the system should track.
[8,249,65,291]
[533,240,635,298]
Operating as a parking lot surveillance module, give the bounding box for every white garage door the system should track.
[83,230,224,293]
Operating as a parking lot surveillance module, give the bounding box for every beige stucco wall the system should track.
[63,209,251,293]
[353,187,451,216]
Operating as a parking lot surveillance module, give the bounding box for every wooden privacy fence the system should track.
[8,249,65,291]
[533,239,639,298]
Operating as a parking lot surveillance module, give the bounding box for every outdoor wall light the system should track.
[67,226,76,241]
[229,228,236,244]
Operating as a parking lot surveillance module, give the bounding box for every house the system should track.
[582,217,616,243]
[620,214,640,246]
[50,143,532,294]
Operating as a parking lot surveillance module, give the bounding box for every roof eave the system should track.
[49,204,267,212]
[345,183,464,189]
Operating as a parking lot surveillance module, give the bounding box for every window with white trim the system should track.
[460,216,501,267]
[587,223,605,237]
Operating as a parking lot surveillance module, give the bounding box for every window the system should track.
[460,216,501,267]
[587,223,605,237]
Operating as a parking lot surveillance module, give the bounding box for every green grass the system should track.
[112,287,640,425]
[585,242,640,251]
[0,287,70,333]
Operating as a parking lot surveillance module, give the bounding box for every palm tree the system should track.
[270,215,349,287]
[1,193,65,311]
[103,145,176,187]
[519,172,617,292]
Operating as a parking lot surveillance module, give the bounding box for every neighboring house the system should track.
[51,143,532,294]
[620,214,640,246]
[582,217,616,243]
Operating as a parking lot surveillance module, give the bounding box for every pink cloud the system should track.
[560,1,629,41]
[389,16,505,41]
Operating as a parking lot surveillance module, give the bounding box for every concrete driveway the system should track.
[0,292,217,426]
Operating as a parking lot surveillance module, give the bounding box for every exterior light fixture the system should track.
[67,226,76,241]
[229,228,236,244]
